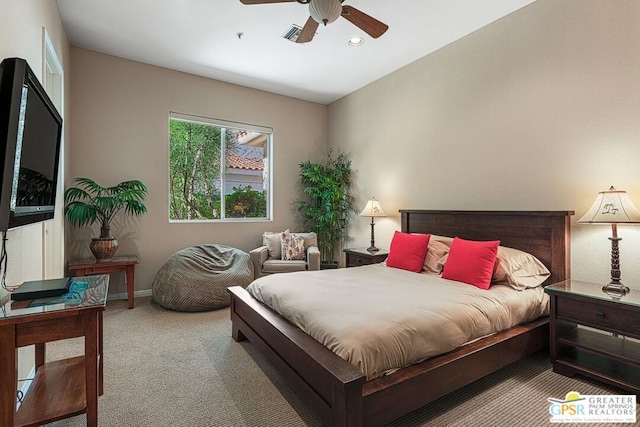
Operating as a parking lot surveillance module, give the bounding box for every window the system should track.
[169,113,271,221]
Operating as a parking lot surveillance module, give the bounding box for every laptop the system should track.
[11,277,72,301]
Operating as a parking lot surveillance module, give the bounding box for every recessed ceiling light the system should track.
[348,37,364,47]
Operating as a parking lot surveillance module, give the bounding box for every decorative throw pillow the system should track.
[263,229,289,259]
[281,233,306,260]
[441,237,500,290]
[422,236,453,274]
[386,231,431,273]
[492,246,550,290]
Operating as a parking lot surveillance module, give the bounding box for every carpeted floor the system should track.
[42,296,638,427]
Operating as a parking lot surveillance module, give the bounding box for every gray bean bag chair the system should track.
[152,244,253,312]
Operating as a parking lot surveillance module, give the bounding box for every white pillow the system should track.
[492,246,550,290]
[262,229,289,259]
[422,239,451,274]
[422,235,454,274]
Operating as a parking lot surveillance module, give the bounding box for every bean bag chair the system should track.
[152,244,253,311]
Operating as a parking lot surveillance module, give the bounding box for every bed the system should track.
[228,210,573,426]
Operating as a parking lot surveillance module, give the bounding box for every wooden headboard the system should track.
[400,210,574,285]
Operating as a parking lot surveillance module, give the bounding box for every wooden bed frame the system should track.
[228,210,573,426]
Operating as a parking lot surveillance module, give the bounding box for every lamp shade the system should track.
[578,186,640,224]
[309,0,342,25]
[359,198,387,217]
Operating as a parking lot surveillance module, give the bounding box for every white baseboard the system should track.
[17,365,36,410]
[108,289,153,303]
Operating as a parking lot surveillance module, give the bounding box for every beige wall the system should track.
[69,48,327,295]
[0,0,70,287]
[329,0,640,285]
[0,0,70,396]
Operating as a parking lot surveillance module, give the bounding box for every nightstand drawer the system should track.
[348,256,373,267]
[556,297,640,337]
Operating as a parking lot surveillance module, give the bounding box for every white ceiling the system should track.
[56,0,534,105]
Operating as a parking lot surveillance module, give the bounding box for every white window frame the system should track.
[168,112,273,222]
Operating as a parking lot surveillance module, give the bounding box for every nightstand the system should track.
[344,248,389,267]
[545,279,640,394]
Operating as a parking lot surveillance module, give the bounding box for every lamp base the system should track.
[602,281,630,299]
[367,219,379,253]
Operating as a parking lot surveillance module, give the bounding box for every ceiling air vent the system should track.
[282,25,302,42]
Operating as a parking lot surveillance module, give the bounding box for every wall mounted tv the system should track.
[0,57,63,231]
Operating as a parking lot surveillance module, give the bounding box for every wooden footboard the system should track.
[361,317,548,426]
[229,286,366,426]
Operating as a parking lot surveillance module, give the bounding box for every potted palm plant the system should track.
[64,177,148,261]
[296,150,355,267]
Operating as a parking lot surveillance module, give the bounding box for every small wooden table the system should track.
[69,256,139,309]
[0,274,109,427]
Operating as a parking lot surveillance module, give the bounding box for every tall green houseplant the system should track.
[296,150,355,264]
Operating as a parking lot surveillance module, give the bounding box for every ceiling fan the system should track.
[239,0,389,43]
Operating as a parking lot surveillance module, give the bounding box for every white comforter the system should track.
[246,264,549,379]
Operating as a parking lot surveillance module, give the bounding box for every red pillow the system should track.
[441,237,500,290]
[386,231,431,273]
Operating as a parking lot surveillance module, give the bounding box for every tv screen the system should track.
[0,57,62,231]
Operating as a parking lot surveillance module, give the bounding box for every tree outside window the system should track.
[169,113,270,221]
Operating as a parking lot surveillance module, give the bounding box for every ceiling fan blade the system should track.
[296,16,319,44]
[239,0,297,4]
[341,5,388,39]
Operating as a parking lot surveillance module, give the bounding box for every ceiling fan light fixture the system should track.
[309,0,342,26]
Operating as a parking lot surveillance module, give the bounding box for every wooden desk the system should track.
[0,275,109,427]
[69,256,139,309]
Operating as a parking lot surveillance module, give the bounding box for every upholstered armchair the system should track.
[250,231,321,279]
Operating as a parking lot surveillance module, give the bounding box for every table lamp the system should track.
[359,197,387,253]
[578,186,640,297]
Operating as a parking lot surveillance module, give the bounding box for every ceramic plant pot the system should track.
[90,237,119,261]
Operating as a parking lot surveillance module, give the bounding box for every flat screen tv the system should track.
[0,57,63,231]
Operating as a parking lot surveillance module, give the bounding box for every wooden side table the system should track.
[0,274,108,427]
[344,248,389,267]
[69,256,139,309]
